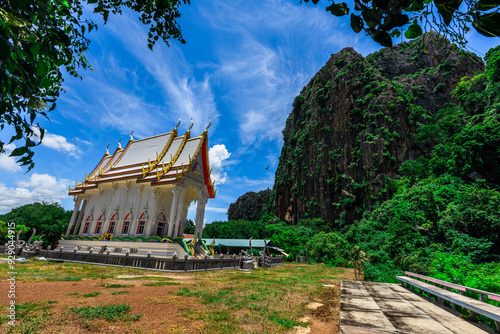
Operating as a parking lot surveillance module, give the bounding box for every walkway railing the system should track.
[42,249,284,272]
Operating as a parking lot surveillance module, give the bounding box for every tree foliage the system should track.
[0,202,72,246]
[0,0,189,170]
[303,0,500,47]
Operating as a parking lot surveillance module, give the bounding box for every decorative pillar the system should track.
[129,186,144,236]
[167,186,180,237]
[172,187,186,238]
[179,200,191,238]
[145,188,163,237]
[72,199,87,235]
[194,190,208,240]
[66,197,82,236]
[102,185,118,235]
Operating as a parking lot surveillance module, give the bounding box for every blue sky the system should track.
[0,0,499,224]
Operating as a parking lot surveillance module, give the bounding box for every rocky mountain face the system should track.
[272,33,483,227]
[227,189,272,221]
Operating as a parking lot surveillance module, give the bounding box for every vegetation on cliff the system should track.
[224,39,500,315]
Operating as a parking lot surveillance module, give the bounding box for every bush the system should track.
[306,232,350,266]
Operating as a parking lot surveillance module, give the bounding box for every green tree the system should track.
[303,0,500,47]
[0,0,189,170]
[306,231,351,266]
[202,219,267,239]
[0,202,72,247]
[0,220,8,241]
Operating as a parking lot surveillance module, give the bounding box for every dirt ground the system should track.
[0,264,355,333]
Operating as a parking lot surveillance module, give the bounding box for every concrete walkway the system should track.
[340,280,493,334]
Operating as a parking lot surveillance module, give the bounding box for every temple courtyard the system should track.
[0,261,351,333]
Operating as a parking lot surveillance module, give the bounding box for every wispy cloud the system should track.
[104,14,220,136]
[0,173,70,213]
[0,144,22,173]
[200,0,379,147]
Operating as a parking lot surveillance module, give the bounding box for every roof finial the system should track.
[175,117,181,129]
[206,117,212,131]
[105,143,110,156]
[188,118,194,131]
[130,130,135,141]
[118,137,123,150]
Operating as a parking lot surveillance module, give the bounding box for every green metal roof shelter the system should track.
[201,238,288,255]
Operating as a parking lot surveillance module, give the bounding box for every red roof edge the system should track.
[201,136,216,198]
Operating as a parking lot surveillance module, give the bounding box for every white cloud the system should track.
[205,206,228,213]
[0,144,22,173]
[31,127,82,158]
[209,144,231,185]
[0,173,71,213]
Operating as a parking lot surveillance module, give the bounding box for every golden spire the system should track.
[118,137,123,150]
[188,118,194,131]
[105,143,110,156]
[69,185,71,192]
[130,130,135,141]
[175,117,181,129]
[75,180,78,188]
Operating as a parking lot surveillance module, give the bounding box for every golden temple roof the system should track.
[69,124,216,198]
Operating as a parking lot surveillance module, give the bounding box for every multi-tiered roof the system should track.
[68,123,216,198]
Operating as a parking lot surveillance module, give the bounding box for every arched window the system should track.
[108,213,118,234]
[82,214,92,234]
[121,212,132,234]
[155,214,167,237]
[136,212,147,234]
[95,213,104,234]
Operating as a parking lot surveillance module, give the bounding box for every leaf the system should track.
[385,13,409,30]
[390,29,401,38]
[40,77,52,88]
[408,1,425,12]
[9,146,28,157]
[326,2,349,16]
[473,12,500,37]
[404,22,423,39]
[26,138,36,147]
[476,0,500,11]
[434,0,463,26]
[350,14,363,33]
[370,30,392,47]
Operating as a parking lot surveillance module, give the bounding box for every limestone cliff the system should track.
[227,189,272,221]
[272,33,483,226]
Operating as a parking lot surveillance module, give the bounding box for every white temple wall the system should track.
[124,183,141,236]
[81,191,99,235]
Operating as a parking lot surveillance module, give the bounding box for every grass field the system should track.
[0,260,355,333]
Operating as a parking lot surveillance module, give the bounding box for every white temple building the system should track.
[65,122,215,244]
